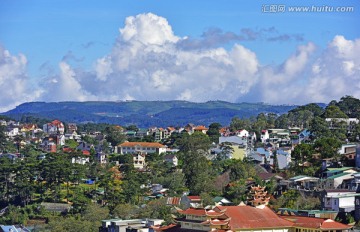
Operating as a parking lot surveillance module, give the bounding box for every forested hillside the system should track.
[2,100,301,127]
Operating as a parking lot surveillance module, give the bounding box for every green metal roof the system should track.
[326,167,353,172]
[278,208,337,214]
[326,172,354,179]
[289,175,308,180]
[329,193,360,198]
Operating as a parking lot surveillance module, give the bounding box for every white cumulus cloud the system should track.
[41,61,97,102]
[0,46,41,112]
[91,13,261,103]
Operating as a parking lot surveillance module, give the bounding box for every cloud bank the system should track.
[0,46,42,112]
[0,13,359,111]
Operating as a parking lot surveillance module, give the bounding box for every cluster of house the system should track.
[1,117,360,172]
[2,118,360,219]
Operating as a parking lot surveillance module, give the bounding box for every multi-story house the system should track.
[96,152,107,164]
[275,148,292,170]
[321,189,360,212]
[133,153,146,169]
[43,120,65,135]
[20,124,38,133]
[194,125,208,134]
[5,126,19,137]
[298,129,312,144]
[164,154,178,166]
[99,218,164,232]
[117,142,166,155]
[338,144,357,165]
[268,129,290,145]
[325,118,359,132]
[41,135,65,152]
[321,167,358,189]
[67,123,77,133]
[235,129,249,138]
[261,130,269,143]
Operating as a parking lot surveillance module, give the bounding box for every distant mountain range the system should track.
[2,101,300,128]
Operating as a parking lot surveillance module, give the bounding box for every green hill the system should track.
[2,100,297,127]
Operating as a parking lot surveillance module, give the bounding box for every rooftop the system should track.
[119,142,166,148]
[280,216,352,230]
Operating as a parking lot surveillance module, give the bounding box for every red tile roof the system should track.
[62,147,74,153]
[215,205,294,230]
[51,120,64,127]
[178,208,206,216]
[150,224,178,232]
[82,150,90,156]
[280,216,352,230]
[205,209,225,217]
[119,142,165,148]
[209,219,230,226]
[187,196,202,201]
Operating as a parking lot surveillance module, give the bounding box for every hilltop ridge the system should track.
[2,100,302,127]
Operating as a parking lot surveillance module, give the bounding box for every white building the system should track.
[133,153,146,169]
[96,152,107,164]
[43,120,65,135]
[5,126,19,137]
[276,149,292,170]
[100,218,164,232]
[71,156,90,165]
[324,191,360,212]
[164,154,178,166]
[260,130,269,143]
[235,129,249,138]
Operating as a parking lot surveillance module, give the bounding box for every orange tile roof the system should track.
[280,216,352,230]
[119,142,165,148]
[216,205,294,230]
[194,125,208,130]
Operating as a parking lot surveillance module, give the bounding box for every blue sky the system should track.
[0,0,359,111]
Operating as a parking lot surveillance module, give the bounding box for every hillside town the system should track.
[1,96,360,231]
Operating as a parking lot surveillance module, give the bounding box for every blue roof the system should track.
[0,225,19,232]
[299,129,311,138]
[256,148,270,158]
[277,149,290,156]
